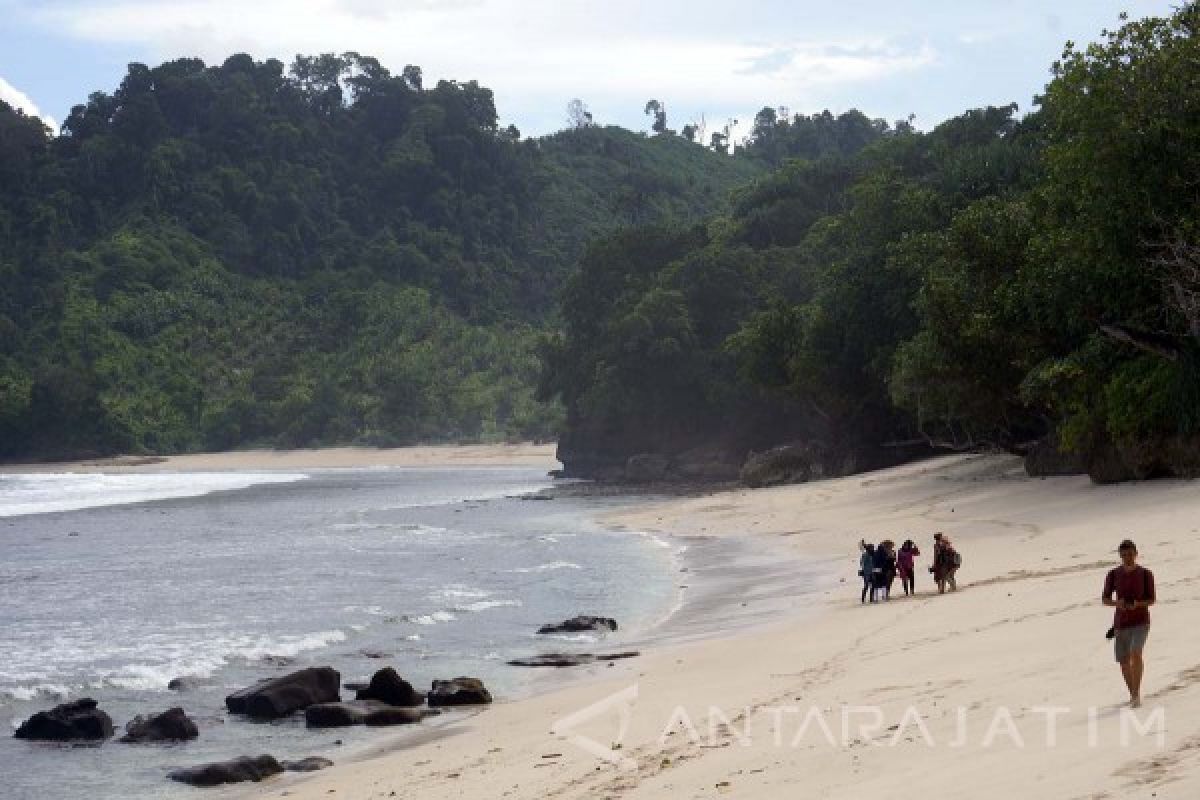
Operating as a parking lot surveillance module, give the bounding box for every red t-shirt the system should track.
[1103,565,1155,629]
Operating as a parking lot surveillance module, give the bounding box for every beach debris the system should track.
[120,707,199,743]
[226,667,341,719]
[305,700,438,728]
[14,698,114,741]
[282,757,334,772]
[536,615,618,635]
[506,651,640,668]
[168,754,282,787]
[426,676,493,706]
[355,667,422,707]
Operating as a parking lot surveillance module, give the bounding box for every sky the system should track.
[0,0,1184,140]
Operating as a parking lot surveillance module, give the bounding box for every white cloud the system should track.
[0,75,57,131]
[23,0,936,134]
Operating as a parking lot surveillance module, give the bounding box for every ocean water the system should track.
[0,466,685,799]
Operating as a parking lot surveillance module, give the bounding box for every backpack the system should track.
[952,550,962,568]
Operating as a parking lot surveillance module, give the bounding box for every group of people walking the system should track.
[858,532,960,603]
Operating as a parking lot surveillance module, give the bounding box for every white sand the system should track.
[243,453,1200,799]
[0,443,560,472]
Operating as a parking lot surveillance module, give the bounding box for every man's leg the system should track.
[1129,650,1145,706]
[947,569,957,592]
[1119,658,1135,696]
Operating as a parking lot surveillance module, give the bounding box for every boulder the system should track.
[167,677,195,691]
[14,698,114,741]
[304,701,376,728]
[225,667,340,719]
[282,756,334,772]
[355,667,422,707]
[427,677,492,707]
[364,707,439,727]
[1023,436,1086,477]
[168,755,282,787]
[305,700,438,728]
[537,615,618,635]
[507,651,639,668]
[740,443,821,488]
[120,707,199,743]
[624,453,669,482]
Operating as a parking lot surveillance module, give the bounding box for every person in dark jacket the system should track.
[897,539,920,596]
[871,541,892,602]
[858,541,876,604]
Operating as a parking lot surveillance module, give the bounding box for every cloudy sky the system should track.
[0,0,1182,139]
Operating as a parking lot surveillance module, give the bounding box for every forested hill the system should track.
[542,5,1200,485]
[0,53,759,460]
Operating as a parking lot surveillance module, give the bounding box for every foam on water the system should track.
[0,628,348,698]
[508,561,582,573]
[0,472,309,517]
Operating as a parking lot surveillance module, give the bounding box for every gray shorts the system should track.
[1114,624,1150,662]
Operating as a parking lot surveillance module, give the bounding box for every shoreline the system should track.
[244,511,833,793]
[248,453,1200,799]
[0,443,562,473]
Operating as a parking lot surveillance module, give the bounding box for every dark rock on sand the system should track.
[225,667,340,719]
[427,677,492,706]
[740,443,823,488]
[282,756,334,772]
[14,698,114,741]
[167,677,195,691]
[507,651,639,668]
[120,707,199,743]
[1023,434,1086,477]
[364,706,439,726]
[355,667,422,707]
[168,754,283,787]
[305,700,438,728]
[537,615,618,635]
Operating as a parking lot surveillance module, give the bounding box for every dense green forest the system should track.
[542,5,1200,484]
[4,5,1198,484]
[0,53,758,459]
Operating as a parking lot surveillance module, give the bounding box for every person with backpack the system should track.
[880,540,898,600]
[871,540,892,602]
[1102,539,1155,708]
[897,539,921,596]
[858,541,876,604]
[932,532,960,594]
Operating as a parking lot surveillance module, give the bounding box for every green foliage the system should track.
[544,0,1200,477]
[0,54,753,460]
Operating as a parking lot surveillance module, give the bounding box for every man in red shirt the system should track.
[1102,539,1156,708]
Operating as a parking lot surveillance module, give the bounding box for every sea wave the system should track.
[508,561,582,573]
[0,472,309,517]
[450,599,522,613]
[0,628,348,700]
[379,484,550,510]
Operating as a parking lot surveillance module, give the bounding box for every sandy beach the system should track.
[238,452,1200,799]
[0,443,561,473]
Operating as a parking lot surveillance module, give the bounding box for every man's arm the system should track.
[1136,570,1156,609]
[1102,571,1117,607]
